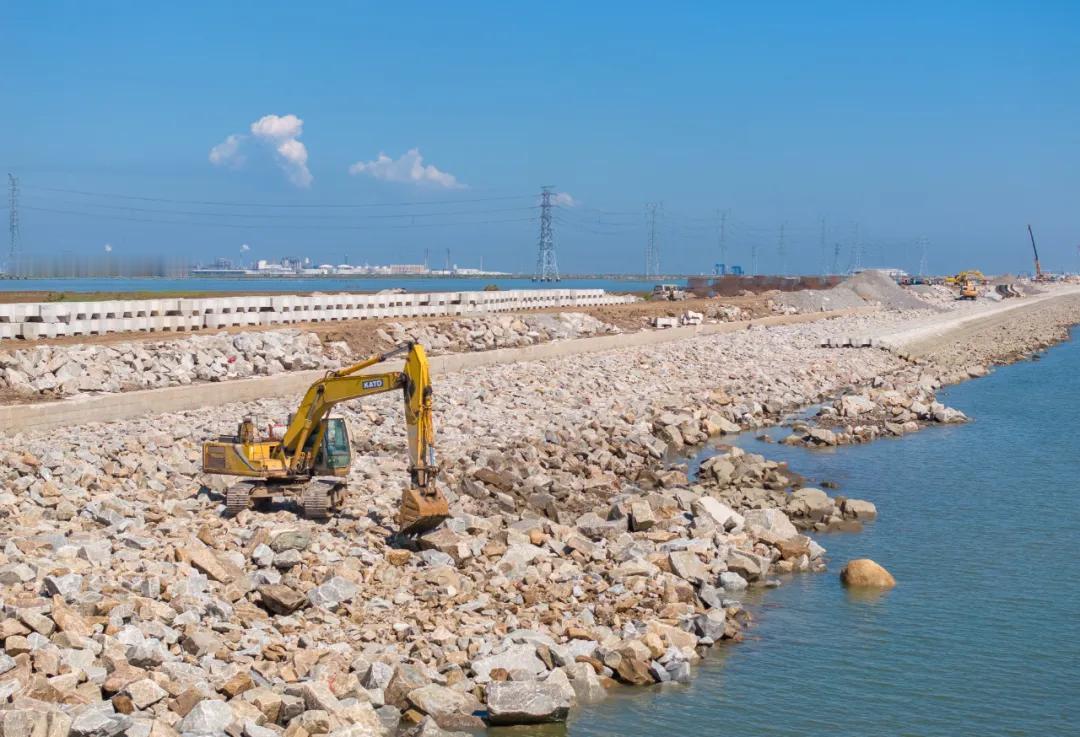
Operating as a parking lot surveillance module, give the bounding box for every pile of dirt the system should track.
[774,270,936,313]
[843,270,936,310]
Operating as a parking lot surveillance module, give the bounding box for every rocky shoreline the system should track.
[0,291,1078,737]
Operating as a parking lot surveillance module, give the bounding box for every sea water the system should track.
[544,332,1079,737]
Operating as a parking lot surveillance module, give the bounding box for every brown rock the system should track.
[387,549,412,566]
[183,544,236,583]
[221,671,254,699]
[258,585,307,615]
[840,559,896,589]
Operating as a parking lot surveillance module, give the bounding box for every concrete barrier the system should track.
[0,288,635,341]
[0,307,873,435]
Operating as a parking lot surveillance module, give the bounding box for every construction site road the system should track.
[0,307,873,435]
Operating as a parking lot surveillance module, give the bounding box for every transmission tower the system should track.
[777,222,787,276]
[645,203,661,277]
[7,174,19,266]
[831,242,841,275]
[533,186,559,282]
[819,218,827,275]
[750,241,758,276]
[918,237,928,277]
[717,209,728,273]
[852,222,863,273]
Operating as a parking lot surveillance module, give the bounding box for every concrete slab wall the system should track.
[0,307,872,435]
[0,289,634,341]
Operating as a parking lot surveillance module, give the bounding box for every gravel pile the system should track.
[0,330,338,398]
[377,313,618,354]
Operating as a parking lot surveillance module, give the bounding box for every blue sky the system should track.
[2,1,1078,275]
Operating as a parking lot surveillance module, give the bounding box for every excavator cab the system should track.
[310,417,352,476]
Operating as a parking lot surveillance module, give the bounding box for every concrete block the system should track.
[0,304,39,322]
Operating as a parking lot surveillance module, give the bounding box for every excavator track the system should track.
[301,485,330,521]
[225,483,252,517]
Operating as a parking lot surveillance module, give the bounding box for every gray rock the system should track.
[361,662,394,691]
[178,700,233,736]
[697,583,724,609]
[272,549,302,569]
[70,706,129,737]
[471,644,547,682]
[269,529,311,553]
[743,508,798,539]
[485,681,572,725]
[307,576,359,609]
[418,550,454,568]
[44,573,83,600]
[719,571,748,591]
[406,683,472,723]
[693,610,727,640]
[668,551,709,584]
[565,662,606,704]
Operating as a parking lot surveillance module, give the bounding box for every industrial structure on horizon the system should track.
[191,256,506,278]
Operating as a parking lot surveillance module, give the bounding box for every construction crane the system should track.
[201,342,449,533]
[1028,224,1044,281]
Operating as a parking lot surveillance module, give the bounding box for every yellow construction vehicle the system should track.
[946,270,986,286]
[202,342,449,533]
[959,280,979,300]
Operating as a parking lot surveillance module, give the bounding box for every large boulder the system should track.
[840,559,896,589]
[484,682,571,726]
[692,497,743,531]
[743,508,798,540]
[406,684,480,729]
[471,644,547,682]
[841,498,878,519]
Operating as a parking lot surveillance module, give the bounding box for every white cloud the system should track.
[250,114,312,188]
[240,243,250,252]
[553,191,576,207]
[208,113,312,187]
[250,114,304,140]
[348,148,464,189]
[208,134,246,168]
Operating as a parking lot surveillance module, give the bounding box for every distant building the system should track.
[853,267,908,281]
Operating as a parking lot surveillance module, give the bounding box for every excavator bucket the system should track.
[398,486,450,535]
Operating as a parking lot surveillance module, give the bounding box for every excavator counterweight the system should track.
[201,342,448,533]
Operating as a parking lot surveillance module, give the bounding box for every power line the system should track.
[819,217,827,276]
[533,186,559,282]
[8,174,18,263]
[777,222,787,276]
[23,184,534,209]
[645,203,661,277]
[718,209,727,273]
[24,196,536,221]
[23,205,536,231]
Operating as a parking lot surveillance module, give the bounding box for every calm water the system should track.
[561,332,1080,736]
[0,276,661,294]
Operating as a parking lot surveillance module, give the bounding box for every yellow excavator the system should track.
[201,342,449,534]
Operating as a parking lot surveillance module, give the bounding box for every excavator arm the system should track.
[279,343,438,488]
